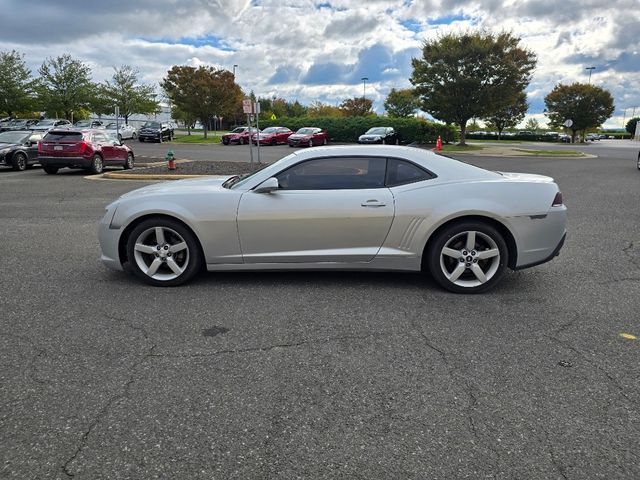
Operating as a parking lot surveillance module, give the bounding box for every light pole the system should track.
[585,66,595,84]
[361,77,368,101]
[233,64,238,77]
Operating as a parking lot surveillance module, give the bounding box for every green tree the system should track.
[162,65,243,138]
[483,91,528,139]
[171,104,198,134]
[101,66,159,124]
[384,88,419,117]
[0,50,36,116]
[307,101,345,118]
[36,54,97,120]
[340,97,373,116]
[625,117,639,135]
[411,31,536,145]
[523,117,540,132]
[544,83,614,142]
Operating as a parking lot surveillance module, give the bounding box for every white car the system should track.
[104,122,137,141]
[98,145,567,293]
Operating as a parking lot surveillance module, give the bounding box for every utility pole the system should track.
[585,66,595,84]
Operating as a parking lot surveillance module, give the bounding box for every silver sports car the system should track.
[97,145,567,293]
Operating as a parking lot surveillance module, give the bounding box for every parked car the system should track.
[74,120,104,129]
[104,122,137,141]
[31,119,72,132]
[0,130,44,171]
[287,127,329,147]
[358,127,399,144]
[5,119,39,131]
[38,129,134,175]
[558,134,571,143]
[585,133,600,141]
[252,126,293,145]
[0,119,14,132]
[138,121,173,142]
[97,145,567,293]
[221,126,254,145]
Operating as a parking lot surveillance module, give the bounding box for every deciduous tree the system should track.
[411,31,536,144]
[162,65,243,139]
[625,117,639,136]
[544,83,614,142]
[36,54,97,121]
[340,97,373,117]
[0,50,37,117]
[483,92,528,139]
[384,88,419,117]
[101,66,159,124]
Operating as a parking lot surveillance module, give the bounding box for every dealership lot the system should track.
[1,143,639,479]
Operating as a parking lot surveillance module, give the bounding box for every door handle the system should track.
[361,200,386,207]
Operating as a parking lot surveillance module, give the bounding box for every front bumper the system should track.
[39,155,91,168]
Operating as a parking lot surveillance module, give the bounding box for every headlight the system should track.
[0,148,10,155]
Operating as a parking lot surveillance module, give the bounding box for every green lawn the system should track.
[169,133,223,144]
[513,148,585,157]
[440,143,484,152]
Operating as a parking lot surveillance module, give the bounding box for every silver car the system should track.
[97,146,567,293]
[104,122,137,141]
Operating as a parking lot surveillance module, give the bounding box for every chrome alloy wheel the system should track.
[439,230,500,288]
[133,226,190,281]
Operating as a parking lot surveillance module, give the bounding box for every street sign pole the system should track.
[255,101,261,164]
[243,99,254,166]
[115,106,120,141]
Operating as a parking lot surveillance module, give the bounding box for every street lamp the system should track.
[361,77,368,101]
[233,64,238,77]
[585,66,595,84]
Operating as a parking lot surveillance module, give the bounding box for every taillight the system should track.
[552,191,563,206]
[78,141,88,154]
[37,141,43,153]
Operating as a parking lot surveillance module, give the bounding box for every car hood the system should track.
[359,134,382,139]
[119,177,232,200]
[0,142,19,149]
[289,134,310,139]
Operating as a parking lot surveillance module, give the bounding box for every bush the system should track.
[257,116,457,144]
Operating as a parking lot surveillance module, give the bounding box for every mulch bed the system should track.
[131,160,269,176]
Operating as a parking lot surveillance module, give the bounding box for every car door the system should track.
[27,133,42,163]
[236,156,395,264]
[93,132,116,163]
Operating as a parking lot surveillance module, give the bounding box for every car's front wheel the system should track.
[12,153,27,171]
[123,153,134,170]
[426,221,508,294]
[126,218,203,286]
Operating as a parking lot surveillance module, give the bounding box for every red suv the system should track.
[38,129,135,174]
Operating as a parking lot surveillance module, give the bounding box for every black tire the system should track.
[132,132,137,139]
[123,153,134,170]
[308,139,313,148]
[222,138,229,145]
[125,217,203,287]
[426,221,508,294]
[158,134,163,143]
[139,138,144,143]
[117,133,122,142]
[271,139,277,146]
[169,132,173,141]
[12,152,27,171]
[637,152,640,170]
[43,166,58,175]
[89,154,104,174]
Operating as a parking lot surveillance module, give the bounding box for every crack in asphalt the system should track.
[623,242,640,270]
[544,334,639,410]
[542,427,569,480]
[147,333,383,358]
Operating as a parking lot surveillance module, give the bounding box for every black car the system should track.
[0,130,44,171]
[1,118,39,132]
[358,127,399,144]
[138,121,174,143]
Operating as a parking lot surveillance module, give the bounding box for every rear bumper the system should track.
[513,232,566,270]
[39,156,91,168]
[511,208,567,270]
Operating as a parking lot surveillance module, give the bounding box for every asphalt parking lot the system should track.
[1,141,639,479]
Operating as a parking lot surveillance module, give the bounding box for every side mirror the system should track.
[254,177,279,194]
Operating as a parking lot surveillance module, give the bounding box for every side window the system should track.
[92,133,107,143]
[386,158,433,187]
[276,157,387,190]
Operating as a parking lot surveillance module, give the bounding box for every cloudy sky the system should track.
[3,0,639,128]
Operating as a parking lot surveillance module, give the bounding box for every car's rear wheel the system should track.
[89,154,104,174]
[43,166,58,175]
[308,139,313,147]
[427,221,508,294]
[123,153,134,170]
[126,218,203,286]
[117,133,122,142]
[12,153,27,171]
[132,132,137,139]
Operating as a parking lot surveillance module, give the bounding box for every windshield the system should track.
[228,153,297,189]
[0,131,29,143]
[74,121,91,127]
[105,123,117,129]
[37,119,56,126]
[142,122,160,128]
[261,127,277,134]
[231,127,246,133]
[366,127,386,135]
[296,128,316,134]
